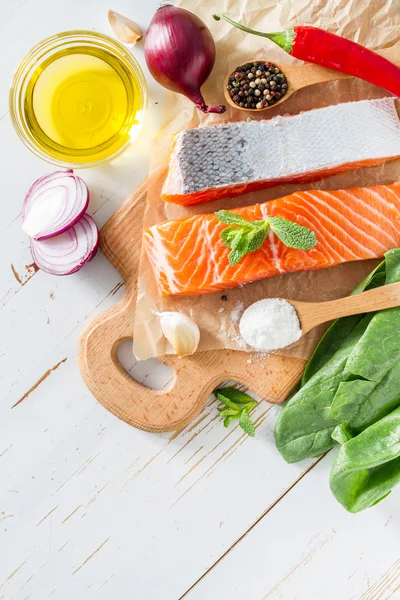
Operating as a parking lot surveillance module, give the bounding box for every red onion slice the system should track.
[22,170,89,240]
[30,214,99,276]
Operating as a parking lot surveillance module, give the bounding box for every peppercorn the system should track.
[226,60,288,109]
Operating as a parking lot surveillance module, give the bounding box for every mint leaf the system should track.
[216,210,250,226]
[246,227,268,253]
[215,387,255,405]
[220,226,241,245]
[239,412,256,437]
[228,236,250,266]
[229,230,246,252]
[215,387,258,436]
[216,392,242,411]
[216,209,316,267]
[219,408,241,417]
[268,216,317,250]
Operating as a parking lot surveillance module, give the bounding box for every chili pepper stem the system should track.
[213,13,295,54]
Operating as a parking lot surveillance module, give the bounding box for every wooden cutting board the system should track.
[78,180,306,432]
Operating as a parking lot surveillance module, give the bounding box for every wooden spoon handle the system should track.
[289,45,400,89]
[297,281,400,334]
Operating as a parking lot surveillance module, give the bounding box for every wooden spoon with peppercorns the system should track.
[224,46,400,112]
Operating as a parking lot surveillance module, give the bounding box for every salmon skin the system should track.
[162,98,400,206]
[144,183,400,296]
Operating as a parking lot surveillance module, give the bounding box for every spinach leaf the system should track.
[328,380,377,422]
[336,360,400,432]
[330,406,400,512]
[301,258,387,386]
[275,249,400,465]
[345,308,400,382]
[274,315,373,463]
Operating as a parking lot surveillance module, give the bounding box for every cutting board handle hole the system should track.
[117,339,174,391]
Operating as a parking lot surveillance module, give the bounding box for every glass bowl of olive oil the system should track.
[10,31,147,167]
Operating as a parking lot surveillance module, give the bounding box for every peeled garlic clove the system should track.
[108,9,143,47]
[158,312,200,358]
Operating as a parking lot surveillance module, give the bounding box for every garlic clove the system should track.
[158,312,200,358]
[108,9,143,47]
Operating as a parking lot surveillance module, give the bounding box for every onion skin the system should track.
[30,214,99,276]
[145,4,225,114]
[22,170,89,241]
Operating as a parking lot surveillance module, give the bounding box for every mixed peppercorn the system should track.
[227,61,288,109]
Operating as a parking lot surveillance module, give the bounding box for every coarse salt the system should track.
[239,299,302,351]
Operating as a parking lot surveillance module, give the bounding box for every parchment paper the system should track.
[133,0,400,360]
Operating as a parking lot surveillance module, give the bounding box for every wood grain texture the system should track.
[78,179,305,432]
[223,46,400,113]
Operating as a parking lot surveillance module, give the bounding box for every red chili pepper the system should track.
[213,14,400,96]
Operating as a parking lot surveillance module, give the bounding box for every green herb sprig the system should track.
[215,210,317,266]
[214,387,258,436]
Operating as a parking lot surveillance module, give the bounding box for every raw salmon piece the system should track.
[162,98,400,206]
[144,183,400,296]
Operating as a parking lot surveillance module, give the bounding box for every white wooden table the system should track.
[2,1,400,598]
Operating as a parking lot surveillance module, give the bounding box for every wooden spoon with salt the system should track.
[292,281,400,337]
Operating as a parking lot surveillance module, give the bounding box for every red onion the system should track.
[30,214,99,276]
[22,170,89,240]
[144,4,225,114]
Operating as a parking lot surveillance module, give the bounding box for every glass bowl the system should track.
[9,30,148,168]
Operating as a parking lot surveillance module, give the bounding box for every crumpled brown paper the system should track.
[133,0,400,360]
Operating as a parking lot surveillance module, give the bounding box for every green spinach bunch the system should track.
[274,249,400,512]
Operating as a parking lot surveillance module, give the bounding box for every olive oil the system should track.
[24,45,144,165]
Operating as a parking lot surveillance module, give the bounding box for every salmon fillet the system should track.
[162,98,400,206]
[144,183,400,296]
